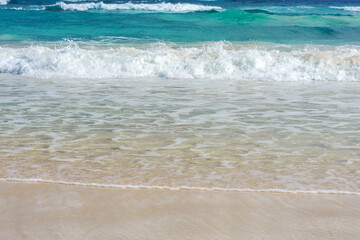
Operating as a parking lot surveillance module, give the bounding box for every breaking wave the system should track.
[46,2,223,12]
[330,6,360,12]
[0,42,359,81]
[0,0,9,5]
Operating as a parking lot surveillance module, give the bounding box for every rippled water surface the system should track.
[1,74,359,192]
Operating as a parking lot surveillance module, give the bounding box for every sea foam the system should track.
[1,178,359,195]
[50,1,223,12]
[0,0,9,5]
[0,42,359,81]
[330,6,360,12]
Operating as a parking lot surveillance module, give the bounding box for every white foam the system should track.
[6,6,46,11]
[1,178,359,195]
[53,1,223,12]
[0,0,9,5]
[330,6,360,12]
[296,6,314,9]
[0,42,359,81]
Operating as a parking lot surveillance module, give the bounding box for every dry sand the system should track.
[0,181,359,240]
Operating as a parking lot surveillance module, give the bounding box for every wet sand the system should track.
[0,181,359,240]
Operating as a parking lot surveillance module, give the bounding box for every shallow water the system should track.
[1,0,360,193]
[1,74,359,192]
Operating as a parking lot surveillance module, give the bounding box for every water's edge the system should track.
[1,178,359,195]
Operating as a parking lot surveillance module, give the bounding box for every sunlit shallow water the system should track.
[1,0,360,193]
[1,74,359,192]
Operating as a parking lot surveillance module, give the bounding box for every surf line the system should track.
[1,178,359,195]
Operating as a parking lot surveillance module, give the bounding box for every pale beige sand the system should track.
[0,182,359,240]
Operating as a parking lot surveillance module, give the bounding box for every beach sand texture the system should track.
[1,181,359,240]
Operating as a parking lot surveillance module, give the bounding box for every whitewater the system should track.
[0,42,359,81]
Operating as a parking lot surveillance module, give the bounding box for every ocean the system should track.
[0,0,359,194]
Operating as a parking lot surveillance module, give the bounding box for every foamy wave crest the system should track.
[330,6,360,12]
[0,0,9,5]
[1,178,360,195]
[0,42,359,81]
[51,1,222,12]
[296,6,314,9]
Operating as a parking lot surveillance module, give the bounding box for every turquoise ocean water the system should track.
[0,0,360,80]
[1,0,360,44]
[0,0,359,193]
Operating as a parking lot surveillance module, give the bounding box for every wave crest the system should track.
[47,1,223,12]
[0,42,359,81]
[330,6,360,12]
[0,0,9,5]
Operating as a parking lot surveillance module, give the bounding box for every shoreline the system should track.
[1,178,359,196]
[1,181,359,239]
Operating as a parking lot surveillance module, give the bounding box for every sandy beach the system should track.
[0,181,359,240]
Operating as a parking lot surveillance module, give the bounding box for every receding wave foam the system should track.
[49,2,223,12]
[1,178,359,195]
[0,42,359,81]
[330,6,360,12]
